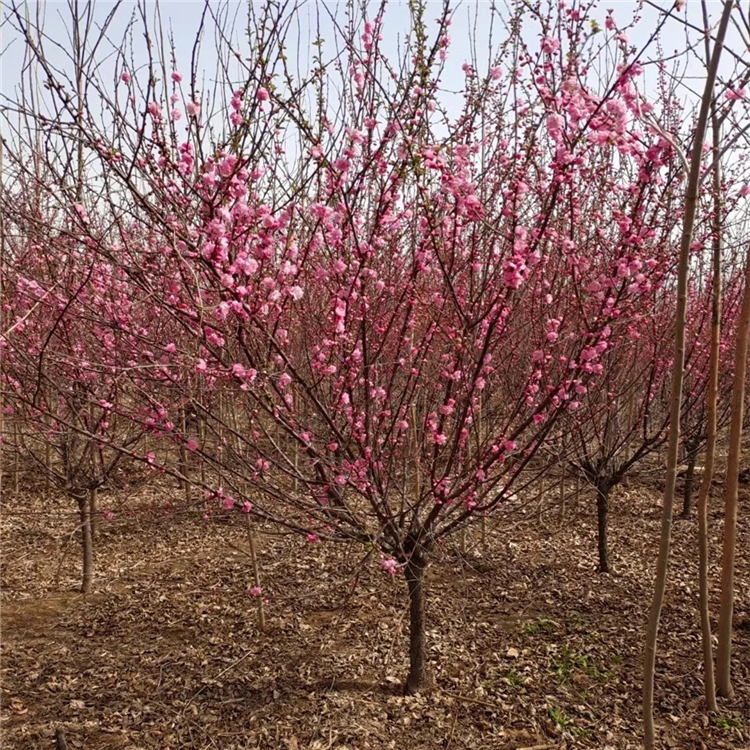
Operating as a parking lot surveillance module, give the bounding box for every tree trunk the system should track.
[680,447,698,519]
[695,77,723,712]
[76,493,94,594]
[642,4,733,745]
[595,480,611,574]
[246,515,265,632]
[88,487,97,543]
[404,552,430,694]
[716,243,750,699]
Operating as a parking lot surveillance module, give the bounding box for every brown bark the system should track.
[88,487,97,543]
[404,551,430,694]
[246,515,265,632]
[643,3,733,745]
[596,479,611,574]
[716,244,750,699]
[695,78,723,712]
[76,493,94,594]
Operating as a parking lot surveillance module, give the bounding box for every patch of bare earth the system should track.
[2,475,749,749]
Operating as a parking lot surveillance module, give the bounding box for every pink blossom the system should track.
[306,533,319,543]
[147,101,161,118]
[186,439,198,451]
[103,509,115,520]
[248,586,262,597]
[256,87,270,102]
[379,556,399,575]
[726,88,746,101]
[222,496,235,510]
[171,71,183,83]
[541,36,560,54]
[504,440,516,452]
[121,71,131,83]
[73,203,89,224]
[186,100,201,117]
[242,501,252,513]
[278,372,292,389]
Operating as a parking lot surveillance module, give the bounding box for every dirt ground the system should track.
[2,473,749,750]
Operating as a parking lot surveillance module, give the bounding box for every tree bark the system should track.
[76,493,94,594]
[404,551,430,694]
[88,487,97,543]
[595,480,611,574]
[695,73,723,712]
[716,244,750,699]
[680,447,698,519]
[246,515,265,632]
[642,3,733,745]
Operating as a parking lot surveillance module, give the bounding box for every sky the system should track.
[0,0,747,173]
[2,0,745,110]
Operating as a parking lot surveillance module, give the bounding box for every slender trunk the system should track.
[76,494,94,594]
[696,81,723,712]
[88,487,97,543]
[404,552,430,694]
[199,415,206,486]
[45,440,51,501]
[643,4,733,745]
[537,477,546,524]
[246,515,265,632]
[13,420,20,498]
[595,480,611,574]
[680,447,698,519]
[716,244,750,698]
[698,314,720,709]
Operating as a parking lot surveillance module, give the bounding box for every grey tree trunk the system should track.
[596,480,612,574]
[76,493,94,594]
[404,552,430,694]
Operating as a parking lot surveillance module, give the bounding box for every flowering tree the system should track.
[566,270,739,573]
[4,0,707,691]
[0,186,160,592]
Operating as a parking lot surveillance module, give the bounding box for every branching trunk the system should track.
[404,551,430,694]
